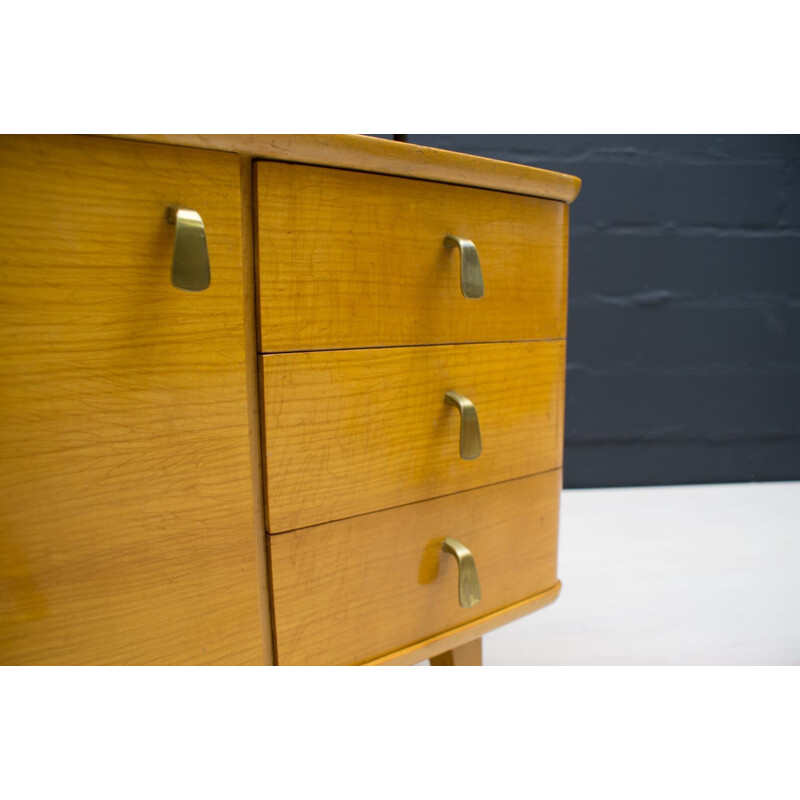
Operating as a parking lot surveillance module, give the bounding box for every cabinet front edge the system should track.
[105,134,581,204]
[363,580,562,666]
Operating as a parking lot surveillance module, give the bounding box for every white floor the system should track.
[481,481,800,665]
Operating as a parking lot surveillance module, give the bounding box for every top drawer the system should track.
[255,162,568,352]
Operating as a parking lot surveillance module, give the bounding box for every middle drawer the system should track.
[261,340,565,532]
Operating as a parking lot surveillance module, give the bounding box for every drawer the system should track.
[255,161,567,352]
[261,340,565,532]
[269,471,561,665]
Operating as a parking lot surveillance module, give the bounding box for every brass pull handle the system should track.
[166,205,210,292]
[444,234,484,299]
[442,538,482,609]
[444,391,482,461]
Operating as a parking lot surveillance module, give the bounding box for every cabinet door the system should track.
[0,136,265,664]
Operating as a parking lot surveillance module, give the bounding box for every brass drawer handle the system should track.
[442,538,482,609]
[166,205,210,292]
[444,391,482,461]
[444,234,484,299]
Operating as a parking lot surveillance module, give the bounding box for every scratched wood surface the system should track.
[269,471,561,665]
[255,161,568,351]
[261,340,565,532]
[0,135,265,664]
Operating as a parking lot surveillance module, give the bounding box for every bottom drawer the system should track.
[269,470,562,665]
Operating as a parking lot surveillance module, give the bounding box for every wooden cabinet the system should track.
[0,134,580,665]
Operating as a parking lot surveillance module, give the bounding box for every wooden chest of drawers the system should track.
[0,134,580,665]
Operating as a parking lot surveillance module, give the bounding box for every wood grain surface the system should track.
[255,161,568,352]
[269,471,561,665]
[430,637,482,666]
[238,155,275,664]
[0,135,265,664]
[110,134,582,203]
[368,581,562,666]
[261,340,566,532]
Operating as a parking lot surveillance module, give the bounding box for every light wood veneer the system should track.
[0,136,265,664]
[114,134,582,204]
[0,134,579,666]
[255,161,568,351]
[261,341,565,532]
[269,471,561,665]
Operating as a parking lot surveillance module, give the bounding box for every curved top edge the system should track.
[110,134,582,204]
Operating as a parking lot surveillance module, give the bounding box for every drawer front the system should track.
[261,340,565,532]
[255,161,567,352]
[0,136,264,664]
[269,471,561,665]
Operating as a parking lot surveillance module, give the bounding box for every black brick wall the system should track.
[375,135,800,487]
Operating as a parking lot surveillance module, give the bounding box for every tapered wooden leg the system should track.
[429,637,482,666]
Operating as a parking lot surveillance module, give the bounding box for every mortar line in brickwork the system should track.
[570,224,800,238]
[423,149,797,167]
[565,432,800,446]
[564,364,800,377]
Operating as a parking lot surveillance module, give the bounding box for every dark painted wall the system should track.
[376,135,800,487]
